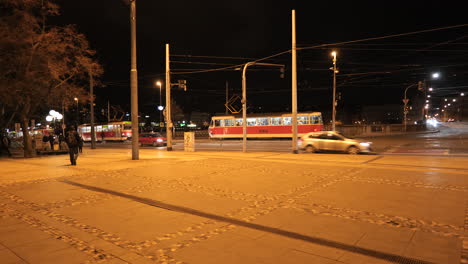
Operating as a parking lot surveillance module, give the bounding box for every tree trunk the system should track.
[20,114,35,158]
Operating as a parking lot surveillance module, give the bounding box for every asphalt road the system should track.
[88,122,468,156]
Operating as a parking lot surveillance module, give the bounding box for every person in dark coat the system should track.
[78,135,83,153]
[48,134,55,150]
[1,134,12,157]
[65,126,81,165]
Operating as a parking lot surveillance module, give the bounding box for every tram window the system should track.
[235,119,243,126]
[270,117,281,125]
[214,120,221,127]
[257,118,268,126]
[224,119,234,127]
[283,117,292,125]
[124,125,132,130]
[297,116,308,124]
[310,116,319,124]
[247,118,257,126]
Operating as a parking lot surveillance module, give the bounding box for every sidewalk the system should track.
[0,149,466,264]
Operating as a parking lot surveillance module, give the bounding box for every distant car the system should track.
[299,131,372,154]
[139,133,166,147]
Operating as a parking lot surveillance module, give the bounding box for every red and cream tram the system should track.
[78,121,132,141]
[208,112,323,138]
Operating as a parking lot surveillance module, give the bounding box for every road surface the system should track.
[92,122,468,156]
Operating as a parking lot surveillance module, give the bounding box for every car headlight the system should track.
[359,142,370,147]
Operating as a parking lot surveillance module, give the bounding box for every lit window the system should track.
[270,117,281,125]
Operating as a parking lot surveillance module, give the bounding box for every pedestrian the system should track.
[49,133,55,151]
[1,134,12,157]
[78,135,83,153]
[58,134,64,150]
[65,126,80,166]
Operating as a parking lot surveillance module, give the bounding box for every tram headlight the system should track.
[157,138,163,143]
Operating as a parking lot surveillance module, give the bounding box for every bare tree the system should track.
[0,0,103,157]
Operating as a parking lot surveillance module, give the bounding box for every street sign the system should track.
[402,99,409,104]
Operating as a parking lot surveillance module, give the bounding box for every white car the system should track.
[299,131,372,154]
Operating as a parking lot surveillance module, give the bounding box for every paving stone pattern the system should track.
[0,150,466,264]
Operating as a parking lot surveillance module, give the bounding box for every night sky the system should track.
[52,0,468,120]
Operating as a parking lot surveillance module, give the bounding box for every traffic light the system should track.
[178,80,187,91]
[417,81,425,91]
[280,67,285,78]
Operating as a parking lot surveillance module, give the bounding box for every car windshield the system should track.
[335,131,353,139]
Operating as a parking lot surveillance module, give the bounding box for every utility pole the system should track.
[165,43,173,151]
[291,9,298,154]
[89,69,96,149]
[331,51,337,131]
[130,0,139,159]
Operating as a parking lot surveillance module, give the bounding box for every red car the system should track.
[139,133,167,147]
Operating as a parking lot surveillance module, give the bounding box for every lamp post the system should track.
[331,51,338,131]
[74,97,78,125]
[129,0,139,160]
[241,62,284,153]
[156,81,162,130]
[403,83,418,132]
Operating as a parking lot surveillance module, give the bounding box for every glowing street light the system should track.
[448,103,451,106]
[425,100,429,103]
[453,99,457,102]
[155,81,163,127]
[331,51,338,131]
[432,72,440,79]
[428,87,433,92]
[427,95,431,98]
[461,93,465,96]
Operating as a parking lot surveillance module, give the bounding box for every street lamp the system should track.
[74,97,79,124]
[331,51,338,131]
[403,83,418,132]
[156,81,163,130]
[241,62,285,153]
[432,72,440,79]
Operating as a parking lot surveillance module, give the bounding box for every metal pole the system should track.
[166,44,173,151]
[107,100,110,123]
[90,69,96,149]
[159,83,162,130]
[62,102,65,136]
[130,0,139,159]
[291,9,298,154]
[332,53,337,131]
[242,63,252,153]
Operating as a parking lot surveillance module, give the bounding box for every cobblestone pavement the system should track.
[0,149,466,264]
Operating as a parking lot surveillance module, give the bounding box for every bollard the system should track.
[184,132,195,152]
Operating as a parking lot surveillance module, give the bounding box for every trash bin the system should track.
[184,132,195,152]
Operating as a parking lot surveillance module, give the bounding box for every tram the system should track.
[78,121,132,141]
[208,112,323,138]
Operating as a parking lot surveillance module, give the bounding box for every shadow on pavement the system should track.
[62,180,434,264]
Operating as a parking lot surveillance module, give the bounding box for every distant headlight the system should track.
[359,142,370,147]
